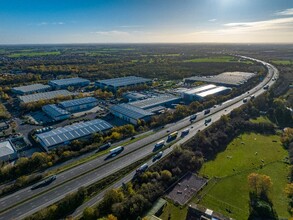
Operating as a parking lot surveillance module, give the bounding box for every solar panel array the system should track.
[59,97,98,108]
[12,84,51,94]
[36,119,113,148]
[97,76,151,88]
[110,103,154,120]
[19,90,74,103]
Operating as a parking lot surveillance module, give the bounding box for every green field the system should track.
[183,56,253,64]
[272,60,293,65]
[197,133,290,219]
[8,51,60,58]
[250,116,273,124]
[158,201,188,220]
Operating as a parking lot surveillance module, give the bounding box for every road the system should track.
[0,56,278,220]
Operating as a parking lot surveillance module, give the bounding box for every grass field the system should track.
[8,51,60,58]
[183,56,253,64]
[197,133,290,220]
[158,201,188,220]
[272,60,293,65]
[250,116,273,124]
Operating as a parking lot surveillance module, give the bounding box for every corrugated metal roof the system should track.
[49,77,90,86]
[19,90,74,103]
[60,97,97,108]
[36,119,112,148]
[12,84,51,93]
[42,104,70,117]
[97,76,151,87]
[196,86,232,97]
[184,84,217,95]
[110,103,154,120]
[0,141,16,157]
[130,94,180,109]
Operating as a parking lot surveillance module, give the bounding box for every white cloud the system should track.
[275,8,293,16]
[92,30,130,36]
[208,19,217,22]
[33,22,65,26]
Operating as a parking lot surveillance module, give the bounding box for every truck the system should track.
[110,146,124,155]
[154,140,165,149]
[168,131,178,141]
[204,109,210,115]
[189,114,197,121]
[136,163,148,173]
[181,128,190,137]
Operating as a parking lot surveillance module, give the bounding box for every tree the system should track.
[248,173,272,198]
[83,207,96,220]
[160,170,172,182]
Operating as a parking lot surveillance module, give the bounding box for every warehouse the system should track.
[123,92,147,102]
[194,86,232,101]
[96,76,152,91]
[36,119,113,150]
[0,140,18,162]
[110,103,154,125]
[129,94,181,110]
[184,72,256,87]
[11,84,51,95]
[18,90,74,104]
[49,77,90,89]
[42,104,71,121]
[59,97,98,112]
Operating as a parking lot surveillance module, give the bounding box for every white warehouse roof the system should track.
[196,86,232,98]
[19,90,74,103]
[12,84,51,94]
[0,140,17,158]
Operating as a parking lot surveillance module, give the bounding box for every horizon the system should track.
[1,0,293,44]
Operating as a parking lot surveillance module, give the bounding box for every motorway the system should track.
[0,56,278,220]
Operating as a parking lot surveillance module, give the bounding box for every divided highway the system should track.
[0,56,278,220]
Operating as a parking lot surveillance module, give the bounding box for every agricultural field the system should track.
[183,56,253,64]
[8,51,60,58]
[271,60,293,65]
[197,133,290,220]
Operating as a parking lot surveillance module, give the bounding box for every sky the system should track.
[1,0,293,44]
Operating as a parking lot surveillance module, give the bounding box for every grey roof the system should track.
[184,84,217,95]
[0,140,16,157]
[97,76,151,88]
[36,119,113,148]
[49,77,90,87]
[59,97,98,108]
[110,103,154,120]
[185,72,256,86]
[19,90,74,103]
[196,86,232,98]
[42,104,70,117]
[123,92,147,100]
[130,94,181,109]
[12,84,51,93]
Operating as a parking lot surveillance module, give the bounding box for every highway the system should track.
[0,56,278,220]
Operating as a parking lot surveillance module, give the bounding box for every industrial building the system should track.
[0,122,9,131]
[42,104,71,121]
[129,94,181,110]
[11,84,51,95]
[184,72,256,87]
[0,140,18,162]
[36,119,113,150]
[18,90,74,104]
[96,76,152,91]
[123,92,147,102]
[182,84,232,102]
[49,77,90,89]
[110,103,154,125]
[59,97,98,112]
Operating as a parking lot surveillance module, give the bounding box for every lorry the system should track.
[204,109,210,115]
[136,163,148,173]
[154,140,165,150]
[168,131,178,141]
[109,146,124,155]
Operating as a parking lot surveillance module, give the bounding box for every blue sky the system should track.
[1,0,293,44]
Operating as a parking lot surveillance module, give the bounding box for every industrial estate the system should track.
[0,44,291,220]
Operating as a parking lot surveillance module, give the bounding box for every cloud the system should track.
[92,30,130,36]
[208,19,217,22]
[275,8,293,16]
[32,22,65,26]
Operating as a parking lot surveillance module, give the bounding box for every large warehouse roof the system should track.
[42,104,70,118]
[185,72,256,86]
[184,84,217,95]
[19,90,74,103]
[110,103,154,120]
[59,97,98,108]
[97,76,151,88]
[36,119,113,148]
[130,94,180,109]
[49,77,90,87]
[196,86,232,98]
[0,140,16,158]
[12,84,51,94]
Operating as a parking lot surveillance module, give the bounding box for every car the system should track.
[130,136,136,140]
[166,130,170,133]
[152,151,163,162]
